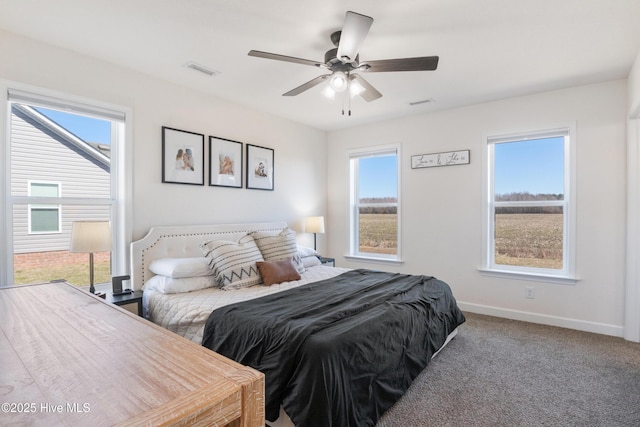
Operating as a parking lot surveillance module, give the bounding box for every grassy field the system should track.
[359,212,563,269]
[359,213,397,254]
[14,262,111,286]
[494,213,563,269]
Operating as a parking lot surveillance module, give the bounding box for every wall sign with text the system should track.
[411,150,470,169]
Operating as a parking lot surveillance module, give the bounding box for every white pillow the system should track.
[149,257,212,278]
[200,234,264,290]
[143,275,215,294]
[301,255,322,268]
[297,245,319,258]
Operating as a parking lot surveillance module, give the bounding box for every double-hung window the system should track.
[28,181,61,234]
[483,126,576,282]
[2,87,130,287]
[348,145,401,262]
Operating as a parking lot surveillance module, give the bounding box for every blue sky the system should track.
[359,155,397,198]
[494,137,565,195]
[37,107,111,144]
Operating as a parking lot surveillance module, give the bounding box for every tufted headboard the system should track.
[129,222,288,290]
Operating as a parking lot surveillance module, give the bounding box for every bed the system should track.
[131,222,466,427]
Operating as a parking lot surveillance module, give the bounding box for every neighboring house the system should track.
[10,104,110,256]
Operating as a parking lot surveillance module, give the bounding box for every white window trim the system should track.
[28,180,62,235]
[480,124,578,284]
[1,81,133,285]
[347,144,402,262]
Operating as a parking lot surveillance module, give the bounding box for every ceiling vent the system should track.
[184,62,220,77]
[409,98,435,106]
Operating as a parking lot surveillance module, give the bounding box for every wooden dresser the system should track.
[0,281,264,426]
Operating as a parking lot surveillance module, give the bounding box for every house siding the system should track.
[11,107,111,253]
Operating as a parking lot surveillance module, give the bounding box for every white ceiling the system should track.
[2,0,640,131]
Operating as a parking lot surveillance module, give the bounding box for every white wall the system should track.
[327,80,628,336]
[0,30,327,249]
[625,50,640,341]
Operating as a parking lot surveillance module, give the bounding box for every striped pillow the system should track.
[200,234,264,290]
[251,227,305,273]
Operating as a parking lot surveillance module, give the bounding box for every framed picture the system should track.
[162,126,205,185]
[209,136,243,188]
[246,144,274,191]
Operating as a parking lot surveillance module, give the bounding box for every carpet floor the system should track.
[376,312,640,427]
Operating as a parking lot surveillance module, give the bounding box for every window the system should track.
[348,145,401,261]
[2,87,130,287]
[28,181,61,234]
[483,126,576,282]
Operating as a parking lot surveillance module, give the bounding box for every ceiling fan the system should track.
[248,11,439,113]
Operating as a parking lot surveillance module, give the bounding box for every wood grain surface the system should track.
[0,281,264,426]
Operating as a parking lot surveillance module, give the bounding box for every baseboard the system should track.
[457,301,624,338]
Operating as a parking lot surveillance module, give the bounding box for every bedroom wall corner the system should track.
[625,48,640,342]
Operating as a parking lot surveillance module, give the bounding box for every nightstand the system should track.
[105,290,143,317]
[318,256,335,267]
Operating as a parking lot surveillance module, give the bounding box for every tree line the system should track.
[495,192,563,214]
[359,197,397,214]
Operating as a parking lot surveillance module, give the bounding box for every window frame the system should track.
[481,125,577,284]
[28,180,62,234]
[1,82,132,286]
[347,144,402,263]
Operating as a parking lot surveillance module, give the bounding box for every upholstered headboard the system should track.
[129,222,288,290]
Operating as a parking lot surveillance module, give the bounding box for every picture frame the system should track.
[411,149,470,169]
[162,126,205,185]
[246,144,274,191]
[209,136,243,188]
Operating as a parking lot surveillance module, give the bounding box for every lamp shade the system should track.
[305,216,325,234]
[70,221,112,253]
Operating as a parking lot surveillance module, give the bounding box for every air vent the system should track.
[184,62,220,77]
[409,98,435,106]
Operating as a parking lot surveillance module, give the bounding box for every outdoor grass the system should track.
[14,261,111,286]
[494,213,563,269]
[359,212,563,269]
[359,213,398,254]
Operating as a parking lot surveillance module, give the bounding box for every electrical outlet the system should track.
[525,287,535,299]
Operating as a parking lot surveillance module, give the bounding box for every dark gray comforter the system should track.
[202,269,466,427]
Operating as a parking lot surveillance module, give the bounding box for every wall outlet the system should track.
[525,287,535,299]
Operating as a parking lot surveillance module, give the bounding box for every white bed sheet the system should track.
[143,265,350,344]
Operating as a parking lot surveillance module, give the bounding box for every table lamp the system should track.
[305,216,325,251]
[70,221,111,294]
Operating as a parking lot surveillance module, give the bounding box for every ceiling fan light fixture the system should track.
[329,72,348,92]
[321,86,336,99]
[349,78,365,97]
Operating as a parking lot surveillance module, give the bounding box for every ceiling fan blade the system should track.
[248,50,324,67]
[363,56,439,72]
[336,11,373,63]
[350,74,382,102]
[283,75,331,96]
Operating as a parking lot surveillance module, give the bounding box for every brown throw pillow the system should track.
[256,258,302,286]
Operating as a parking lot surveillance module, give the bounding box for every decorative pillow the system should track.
[149,257,212,278]
[200,234,264,290]
[143,275,215,294]
[251,227,305,273]
[256,258,302,286]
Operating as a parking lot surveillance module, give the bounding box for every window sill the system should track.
[478,268,578,285]
[344,255,404,265]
